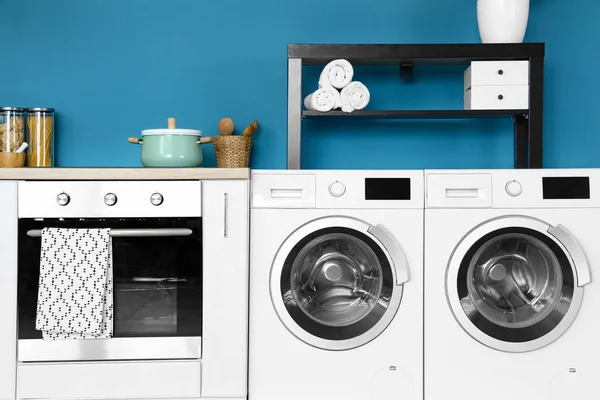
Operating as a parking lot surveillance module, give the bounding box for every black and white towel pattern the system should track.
[35,228,114,340]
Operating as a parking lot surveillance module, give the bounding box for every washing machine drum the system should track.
[446,216,591,353]
[465,233,565,330]
[289,232,384,328]
[271,218,408,351]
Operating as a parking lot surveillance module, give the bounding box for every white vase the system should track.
[477,0,530,43]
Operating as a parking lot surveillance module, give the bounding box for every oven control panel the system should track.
[18,181,202,218]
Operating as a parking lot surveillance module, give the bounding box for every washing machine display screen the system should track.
[280,227,394,341]
[542,176,590,199]
[365,178,411,200]
[457,228,575,343]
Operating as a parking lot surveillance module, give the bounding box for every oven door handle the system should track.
[26,228,193,238]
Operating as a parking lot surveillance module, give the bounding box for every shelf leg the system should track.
[287,58,303,169]
[400,64,414,81]
[514,114,528,169]
[528,57,544,168]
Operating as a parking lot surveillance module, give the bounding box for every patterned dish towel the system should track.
[35,228,114,340]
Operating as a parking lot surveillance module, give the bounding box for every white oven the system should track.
[0,180,249,400]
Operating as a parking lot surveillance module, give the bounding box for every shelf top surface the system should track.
[288,43,545,65]
[301,109,528,119]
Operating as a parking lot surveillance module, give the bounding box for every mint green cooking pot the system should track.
[128,128,213,168]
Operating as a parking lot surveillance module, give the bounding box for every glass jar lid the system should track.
[0,107,25,112]
[27,107,55,113]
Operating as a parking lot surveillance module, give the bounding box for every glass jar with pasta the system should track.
[0,107,26,152]
[26,107,54,167]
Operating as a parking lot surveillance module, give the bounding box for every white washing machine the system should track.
[424,169,600,400]
[249,170,424,400]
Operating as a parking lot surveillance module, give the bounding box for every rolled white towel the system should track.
[340,81,370,113]
[304,86,342,112]
[318,59,354,90]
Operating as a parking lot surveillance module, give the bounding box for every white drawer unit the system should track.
[465,85,529,110]
[464,60,529,90]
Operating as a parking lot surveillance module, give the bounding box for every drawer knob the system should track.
[498,69,504,75]
[498,94,504,100]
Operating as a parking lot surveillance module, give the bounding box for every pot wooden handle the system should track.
[128,137,141,144]
[199,136,214,144]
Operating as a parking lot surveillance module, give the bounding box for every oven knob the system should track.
[328,181,346,197]
[150,192,164,206]
[56,192,70,206]
[104,193,117,206]
[505,180,523,197]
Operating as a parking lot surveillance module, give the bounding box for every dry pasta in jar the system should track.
[26,107,54,167]
[0,107,26,152]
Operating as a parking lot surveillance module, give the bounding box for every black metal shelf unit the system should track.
[287,43,545,169]
[302,109,529,119]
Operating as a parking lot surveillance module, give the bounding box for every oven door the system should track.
[17,217,202,362]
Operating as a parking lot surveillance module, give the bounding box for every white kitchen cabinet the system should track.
[201,180,249,399]
[0,181,18,400]
[463,60,530,110]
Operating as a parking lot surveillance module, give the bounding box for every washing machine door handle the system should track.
[368,224,410,285]
[548,224,592,287]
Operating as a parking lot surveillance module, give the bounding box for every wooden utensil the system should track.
[218,117,234,136]
[242,120,259,137]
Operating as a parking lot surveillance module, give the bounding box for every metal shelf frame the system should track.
[287,43,545,169]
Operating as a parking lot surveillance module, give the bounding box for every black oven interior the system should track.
[17,217,203,339]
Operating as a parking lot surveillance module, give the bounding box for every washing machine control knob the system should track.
[328,181,346,197]
[505,180,523,197]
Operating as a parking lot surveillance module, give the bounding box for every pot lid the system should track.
[142,117,202,136]
[141,129,202,136]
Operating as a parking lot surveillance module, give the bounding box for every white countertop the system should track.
[0,168,250,180]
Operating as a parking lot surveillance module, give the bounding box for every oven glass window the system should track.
[18,218,202,339]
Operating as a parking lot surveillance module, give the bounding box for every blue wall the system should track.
[1,0,598,169]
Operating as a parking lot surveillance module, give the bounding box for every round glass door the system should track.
[271,217,407,351]
[446,217,588,353]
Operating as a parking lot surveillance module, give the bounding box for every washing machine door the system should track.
[446,215,591,353]
[271,216,410,351]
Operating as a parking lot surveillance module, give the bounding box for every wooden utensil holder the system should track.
[213,136,252,168]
